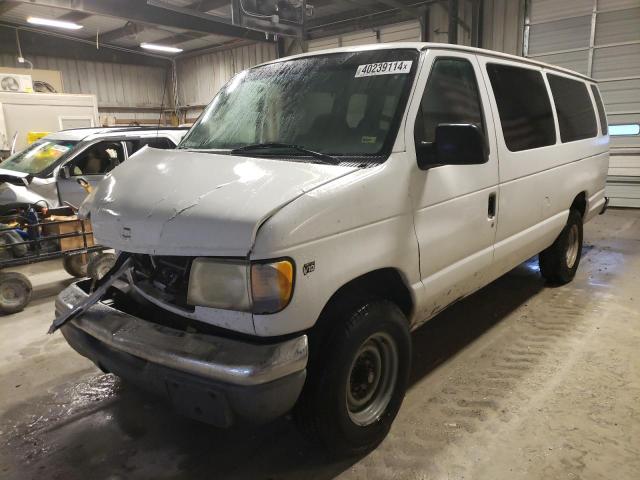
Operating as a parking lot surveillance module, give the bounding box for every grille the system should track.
[130,254,193,310]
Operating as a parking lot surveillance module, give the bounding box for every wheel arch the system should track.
[571,191,587,219]
[308,267,414,348]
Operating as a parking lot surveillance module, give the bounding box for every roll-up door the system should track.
[525,0,640,207]
[307,21,421,52]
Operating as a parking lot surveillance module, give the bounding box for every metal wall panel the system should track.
[307,37,340,52]
[532,50,590,75]
[530,0,593,23]
[528,15,592,54]
[482,0,524,55]
[599,79,640,113]
[598,0,640,11]
[592,43,640,79]
[379,21,421,43]
[0,54,168,108]
[176,42,277,108]
[595,7,640,44]
[341,31,378,47]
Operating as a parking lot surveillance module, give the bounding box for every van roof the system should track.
[261,42,595,83]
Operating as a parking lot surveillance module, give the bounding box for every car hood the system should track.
[0,168,32,185]
[89,148,358,256]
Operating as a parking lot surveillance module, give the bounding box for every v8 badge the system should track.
[303,261,315,276]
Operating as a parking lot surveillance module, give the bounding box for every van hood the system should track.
[89,148,359,256]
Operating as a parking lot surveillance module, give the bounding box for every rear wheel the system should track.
[295,297,411,455]
[0,272,32,314]
[539,209,583,284]
[63,253,89,278]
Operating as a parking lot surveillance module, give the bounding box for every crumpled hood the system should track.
[90,148,358,256]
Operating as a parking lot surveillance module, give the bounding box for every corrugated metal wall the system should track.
[176,42,277,110]
[0,53,169,125]
[307,20,423,52]
[524,0,640,207]
[0,54,167,109]
[482,0,525,54]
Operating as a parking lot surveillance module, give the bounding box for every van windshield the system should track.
[1,139,78,175]
[179,49,419,160]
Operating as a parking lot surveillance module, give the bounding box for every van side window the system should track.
[486,64,556,152]
[590,85,608,136]
[414,58,484,144]
[547,74,598,142]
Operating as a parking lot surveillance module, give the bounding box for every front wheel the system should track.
[295,298,411,455]
[539,209,583,284]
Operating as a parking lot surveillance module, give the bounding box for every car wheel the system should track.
[63,253,89,278]
[87,252,117,281]
[0,271,32,314]
[539,209,583,284]
[295,297,411,455]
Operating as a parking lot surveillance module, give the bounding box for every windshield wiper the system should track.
[230,142,341,165]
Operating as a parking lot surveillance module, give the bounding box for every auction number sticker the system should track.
[355,61,412,77]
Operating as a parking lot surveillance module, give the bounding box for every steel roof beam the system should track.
[8,0,268,42]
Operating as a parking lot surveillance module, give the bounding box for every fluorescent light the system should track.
[27,16,83,30]
[609,124,640,136]
[140,43,183,53]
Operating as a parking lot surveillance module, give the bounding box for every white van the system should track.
[54,43,609,454]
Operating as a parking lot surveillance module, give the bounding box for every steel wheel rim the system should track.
[566,224,579,268]
[346,332,399,427]
[0,280,26,307]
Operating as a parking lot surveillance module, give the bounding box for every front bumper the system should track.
[56,281,308,427]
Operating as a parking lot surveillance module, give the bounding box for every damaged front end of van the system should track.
[50,145,366,426]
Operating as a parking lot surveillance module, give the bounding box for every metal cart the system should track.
[0,206,112,314]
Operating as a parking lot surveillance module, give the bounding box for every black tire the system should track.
[63,253,89,278]
[87,252,117,281]
[294,297,411,455]
[0,272,32,314]
[539,209,583,284]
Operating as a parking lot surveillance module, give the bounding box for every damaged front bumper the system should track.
[56,281,308,427]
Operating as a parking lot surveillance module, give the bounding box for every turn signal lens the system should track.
[251,260,294,314]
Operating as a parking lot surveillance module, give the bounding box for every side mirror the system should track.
[60,165,70,179]
[416,124,487,170]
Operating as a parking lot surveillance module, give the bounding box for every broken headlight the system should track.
[186,258,294,314]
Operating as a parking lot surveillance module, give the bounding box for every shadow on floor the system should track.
[1,259,546,480]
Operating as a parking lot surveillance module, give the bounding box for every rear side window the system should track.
[414,57,484,143]
[486,63,556,152]
[142,137,175,149]
[547,74,597,142]
[590,85,608,135]
[125,137,175,156]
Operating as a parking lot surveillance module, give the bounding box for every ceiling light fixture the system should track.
[27,16,84,30]
[140,43,183,53]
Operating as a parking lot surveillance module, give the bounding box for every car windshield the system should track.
[179,49,419,160]
[1,139,78,175]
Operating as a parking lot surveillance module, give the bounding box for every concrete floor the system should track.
[1,209,639,480]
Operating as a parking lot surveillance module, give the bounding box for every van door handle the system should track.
[488,192,497,219]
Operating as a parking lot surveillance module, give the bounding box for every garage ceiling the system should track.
[0,0,433,56]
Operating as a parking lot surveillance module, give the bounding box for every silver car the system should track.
[0,126,187,209]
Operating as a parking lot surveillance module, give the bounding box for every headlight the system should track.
[187,258,294,314]
[187,258,251,311]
